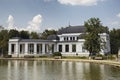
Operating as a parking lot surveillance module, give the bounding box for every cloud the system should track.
[117,13,120,18]
[6,14,42,32]
[7,15,15,29]
[110,21,120,29]
[57,0,103,6]
[27,14,42,32]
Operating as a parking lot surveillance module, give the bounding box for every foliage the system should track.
[0,30,9,55]
[40,29,57,39]
[96,54,103,57]
[84,18,108,56]
[110,29,120,54]
[30,32,40,39]
[53,52,62,56]
[19,30,29,39]
[39,55,48,58]
[78,33,86,39]
[9,29,19,38]
[24,55,34,58]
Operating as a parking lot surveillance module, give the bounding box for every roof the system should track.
[57,25,85,35]
[47,35,59,40]
[11,37,21,39]
[20,39,53,42]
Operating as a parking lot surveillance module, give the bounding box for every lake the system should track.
[0,60,120,80]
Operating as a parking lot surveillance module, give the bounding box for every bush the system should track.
[4,55,12,58]
[79,56,88,59]
[39,55,48,58]
[53,52,62,57]
[24,55,34,58]
[96,54,103,57]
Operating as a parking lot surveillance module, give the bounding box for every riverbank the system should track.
[0,58,120,67]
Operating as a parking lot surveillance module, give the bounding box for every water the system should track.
[0,60,120,80]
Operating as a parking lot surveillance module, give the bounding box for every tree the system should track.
[84,18,106,56]
[110,29,120,54]
[30,32,39,39]
[19,30,29,39]
[40,29,57,39]
[0,30,9,55]
[9,29,19,38]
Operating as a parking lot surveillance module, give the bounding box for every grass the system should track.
[62,56,88,59]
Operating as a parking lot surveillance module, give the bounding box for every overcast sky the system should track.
[0,0,120,32]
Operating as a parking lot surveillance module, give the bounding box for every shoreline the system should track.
[0,58,120,67]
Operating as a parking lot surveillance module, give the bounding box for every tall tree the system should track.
[0,30,9,55]
[84,18,106,56]
[19,30,29,39]
[9,29,19,38]
[30,32,39,39]
[110,29,120,54]
[40,29,57,39]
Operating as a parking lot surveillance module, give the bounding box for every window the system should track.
[20,44,22,53]
[20,44,25,54]
[70,37,72,40]
[45,44,48,53]
[52,44,54,53]
[37,44,42,54]
[28,44,34,54]
[77,37,79,40]
[66,37,68,41]
[64,37,66,41]
[11,44,15,54]
[72,44,76,52]
[59,45,62,52]
[65,45,69,52]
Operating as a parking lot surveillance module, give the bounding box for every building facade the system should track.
[8,26,111,57]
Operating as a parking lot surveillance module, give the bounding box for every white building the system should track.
[8,26,111,57]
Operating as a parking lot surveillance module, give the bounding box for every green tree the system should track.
[40,29,57,39]
[84,18,106,56]
[9,29,19,38]
[19,30,29,39]
[30,32,39,39]
[110,29,120,54]
[0,30,9,55]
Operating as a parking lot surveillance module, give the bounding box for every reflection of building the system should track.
[8,26,111,57]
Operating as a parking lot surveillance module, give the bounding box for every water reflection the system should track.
[0,60,119,80]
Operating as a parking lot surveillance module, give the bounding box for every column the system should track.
[54,44,57,52]
[34,43,37,54]
[63,44,65,53]
[15,43,19,55]
[8,43,11,55]
[25,43,28,55]
[42,43,45,54]
[75,37,77,40]
[69,44,72,53]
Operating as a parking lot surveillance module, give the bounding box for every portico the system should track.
[8,38,57,57]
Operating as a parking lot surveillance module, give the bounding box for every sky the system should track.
[0,0,120,32]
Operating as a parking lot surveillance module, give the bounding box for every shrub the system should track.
[79,56,88,59]
[53,52,62,57]
[4,55,12,58]
[24,55,34,58]
[39,55,48,58]
[96,54,103,57]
